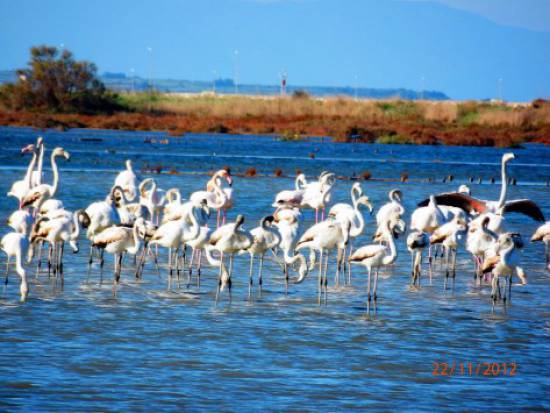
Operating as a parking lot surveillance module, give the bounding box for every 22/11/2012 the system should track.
[432,362,517,377]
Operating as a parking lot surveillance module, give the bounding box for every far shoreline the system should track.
[1,94,549,147]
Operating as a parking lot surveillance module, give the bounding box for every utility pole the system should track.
[498,77,504,101]
[212,69,217,94]
[130,68,135,93]
[354,74,358,100]
[147,46,153,111]
[280,70,288,96]
[234,49,239,94]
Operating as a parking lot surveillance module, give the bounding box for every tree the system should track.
[0,45,123,113]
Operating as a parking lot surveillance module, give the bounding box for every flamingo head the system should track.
[357,196,373,214]
[21,144,35,155]
[502,153,515,164]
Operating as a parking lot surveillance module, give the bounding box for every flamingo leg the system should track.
[167,247,173,290]
[258,255,264,298]
[4,256,9,287]
[347,240,353,285]
[215,252,224,304]
[323,251,329,305]
[373,267,379,301]
[318,249,323,305]
[36,241,43,278]
[366,266,372,302]
[197,250,202,289]
[228,254,234,303]
[248,254,254,300]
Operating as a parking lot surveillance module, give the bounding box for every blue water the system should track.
[0,126,549,411]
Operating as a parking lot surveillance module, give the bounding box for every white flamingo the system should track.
[349,213,401,303]
[466,215,498,280]
[114,159,139,201]
[531,222,550,266]
[406,230,429,285]
[7,140,41,205]
[31,136,45,187]
[1,232,29,302]
[242,215,281,298]
[7,209,33,235]
[300,172,336,222]
[191,176,228,227]
[328,182,373,283]
[28,210,83,278]
[410,195,446,264]
[139,178,165,225]
[206,169,233,225]
[429,216,467,279]
[272,173,308,208]
[20,147,70,212]
[273,206,308,292]
[481,233,524,304]
[376,189,404,228]
[205,214,253,302]
[91,218,145,294]
[295,216,350,303]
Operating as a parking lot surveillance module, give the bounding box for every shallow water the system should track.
[0,127,549,411]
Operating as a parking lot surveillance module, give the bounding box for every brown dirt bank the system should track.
[1,99,549,147]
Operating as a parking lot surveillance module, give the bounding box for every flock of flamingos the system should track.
[2,136,549,307]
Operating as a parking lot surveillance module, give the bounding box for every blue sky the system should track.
[1,0,549,101]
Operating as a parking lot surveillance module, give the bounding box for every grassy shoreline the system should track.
[1,93,549,146]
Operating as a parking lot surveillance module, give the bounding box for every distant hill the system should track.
[0,69,449,100]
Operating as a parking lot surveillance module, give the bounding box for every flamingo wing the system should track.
[503,199,545,222]
[417,192,486,214]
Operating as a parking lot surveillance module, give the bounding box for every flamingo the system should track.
[466,216,498,280]
[272,173,308,208]
[481,233,524,304]
[376,189,404,228]
[295,216,350,303]
[91,218,146,294]
[139,178,165,225]
[38,199,64,217]
[273,206,308,292]
[7,209,33,235]
[114,160,139,201]
[349,213,401,303]
[417,153,545,222]
[242,215,281,298]
[31,136,45,187]
[429,216,468,279]
[206,169,233,225]
[28,210,83,278]
[406,230,429,286]
[20,147,70,212]
[328,182,373,283]
[190,175,228,227]
[205,215,253,302]
[1,232,29,302]
[7,140,41,205]
[531,222,550,266]
[300,172,336,222]
[80,185,121,271]
[410,195,446,264]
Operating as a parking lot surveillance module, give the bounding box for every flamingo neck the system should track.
[24,150,38,188]
[71,212,81,240]
[36,143,44,185]
[383,224,397,265]
[500,242,515,267]
[50,152,60,196]
[211,178,227,209]
[127,223,142,255]
[497,158,509,209]
[350,208,365,238]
